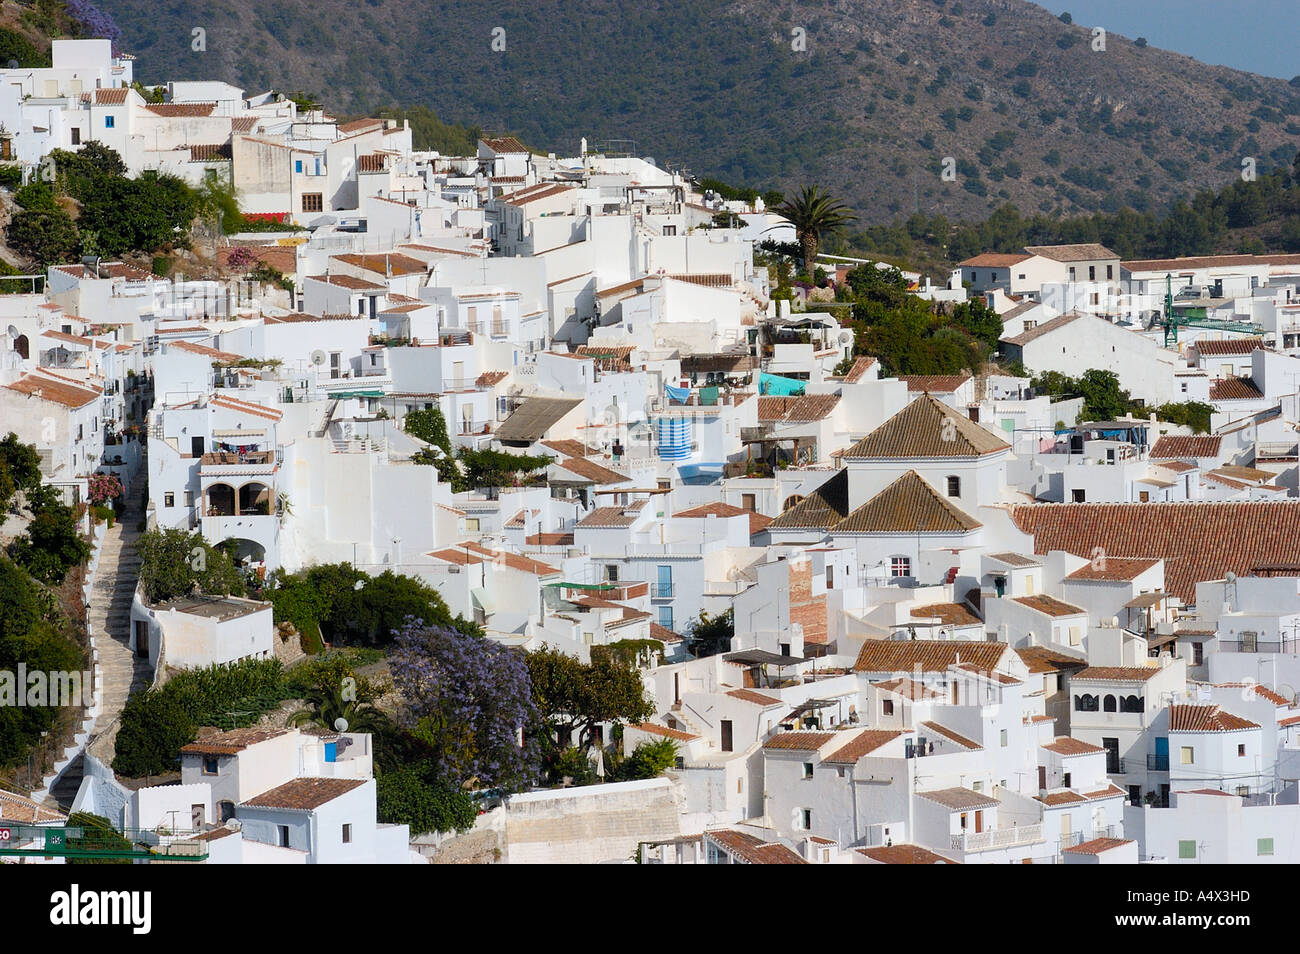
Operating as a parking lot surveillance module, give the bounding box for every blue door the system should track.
[1154,736,1168,770]
[657,565,672,598]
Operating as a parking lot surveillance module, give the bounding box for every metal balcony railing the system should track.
[1147,753,1170,771]
[652,583,675,598]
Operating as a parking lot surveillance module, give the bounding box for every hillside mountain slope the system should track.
[101,0,1300,221]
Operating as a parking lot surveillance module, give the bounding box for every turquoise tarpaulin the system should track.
[759,372,806,396]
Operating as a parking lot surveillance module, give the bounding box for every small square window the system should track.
[1000,729,1008,747]
[164,492,175,508]
[800,809,812,830]
[1238,744,1246,757]
[105,115,115,129]
[1178,840,1196,859]
[342,823,352,844]
[1258,838,1274,856]
[802,762,814,779]
[1181,746,1194,765]
[202,756,218,775]
[882,699,894,716]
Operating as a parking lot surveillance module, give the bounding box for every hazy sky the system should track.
[1032,1,1300,80]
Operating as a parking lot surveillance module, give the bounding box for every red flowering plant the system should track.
[88,472,124,506]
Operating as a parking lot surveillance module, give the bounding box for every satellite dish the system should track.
[6,59,17,70]
[333,717,349,732]
[6,325,17,341]
[1225,572,1237,584]
[309,349,327,366]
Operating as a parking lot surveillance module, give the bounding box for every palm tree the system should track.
[288,683,389,735]
[775,186,857,279]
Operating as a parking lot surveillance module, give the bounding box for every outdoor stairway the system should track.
[85,487,153,753]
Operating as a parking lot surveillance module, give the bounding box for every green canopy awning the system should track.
[329,389,385,399]
[545,581,618,590]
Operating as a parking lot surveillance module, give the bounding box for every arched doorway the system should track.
[14,334,28,360]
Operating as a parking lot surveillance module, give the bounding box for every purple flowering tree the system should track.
[65,1,123,51]
[390,622,538,792]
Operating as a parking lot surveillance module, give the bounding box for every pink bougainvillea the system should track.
[88,472,124,505]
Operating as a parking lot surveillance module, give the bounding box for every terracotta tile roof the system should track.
[959,252,1032,267]
[842,355,878,382]
[334,253,427,277]
[1023,243,1118,262]
[1215,683,1292,706]
[1072,666,1161,682]
[553,457,629,485]
[502,183,572,207]
[241,776,367,811]
[428,541,560,577]
[1037,790,1088,805]
[181,726,292,755]
[918,787,999,811]
[524,531,574,546]
[188,143,232,162]
[650,623,682,643]
[232,116,257,133]
[1001,311,1082,347]
[728,688,783,707]
[909,602,981,626]
[832,471,982,534]
[756,394,841,423]
[1207,465,1273,483]
[897,374,971,393]
[1015,647,1087,674]
[1183,788,1239,797]
[168,340,244,362]
[4,374,100,408]
[1065,557,1160,582]
[576,504,645,528]
[145,102,217,117]
[823,729,903,763]
[873,677,943,700]
[307,273,387,291]
[987,551,1040,567]
[1193,337,1263,356]
[1010,501,1300,602]
[1064,836,1134,855]
[1011,594,1087,617]
[920,721,981,750]
[482,136,529,153]
[210,393,283,421]
[674,502,771,538]
[1042,736,1105,756]
[476,370,509,387]
[633,722,698,741]
[854,639,1007,675]
[1082,783,1127,801]
[1169,704,1259,732]
[857,843,957,864]
[703,829,807,864]
[1124,254,1275,272]
[0,788,66,824]
[768,470,849,530]
[763,731,834,750]
[338,118,384,134]
[1209,377,1263,401]
[843,395,1010,459]
[94,87,130,104]
[1149,435,1222,459]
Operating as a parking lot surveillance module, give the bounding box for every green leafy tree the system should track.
[775,185,857,278]
[66,812,132,864]
[376,764,478,835]
[7,208,80,265]
[458,448,553,489]
[136,528,245,603]
[526,645,654,755]
[613,738,679,781]
[1076,368,1131,420]
[0,433,42,525]
[403,407,452,455]
[112,688,197,777]
[687,608,734,658]
[9,488,90,584]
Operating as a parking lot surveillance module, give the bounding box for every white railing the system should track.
[951,824,1042,853]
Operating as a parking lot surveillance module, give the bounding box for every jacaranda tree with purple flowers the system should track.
[390,622,538,792]
[65,0,123,51]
